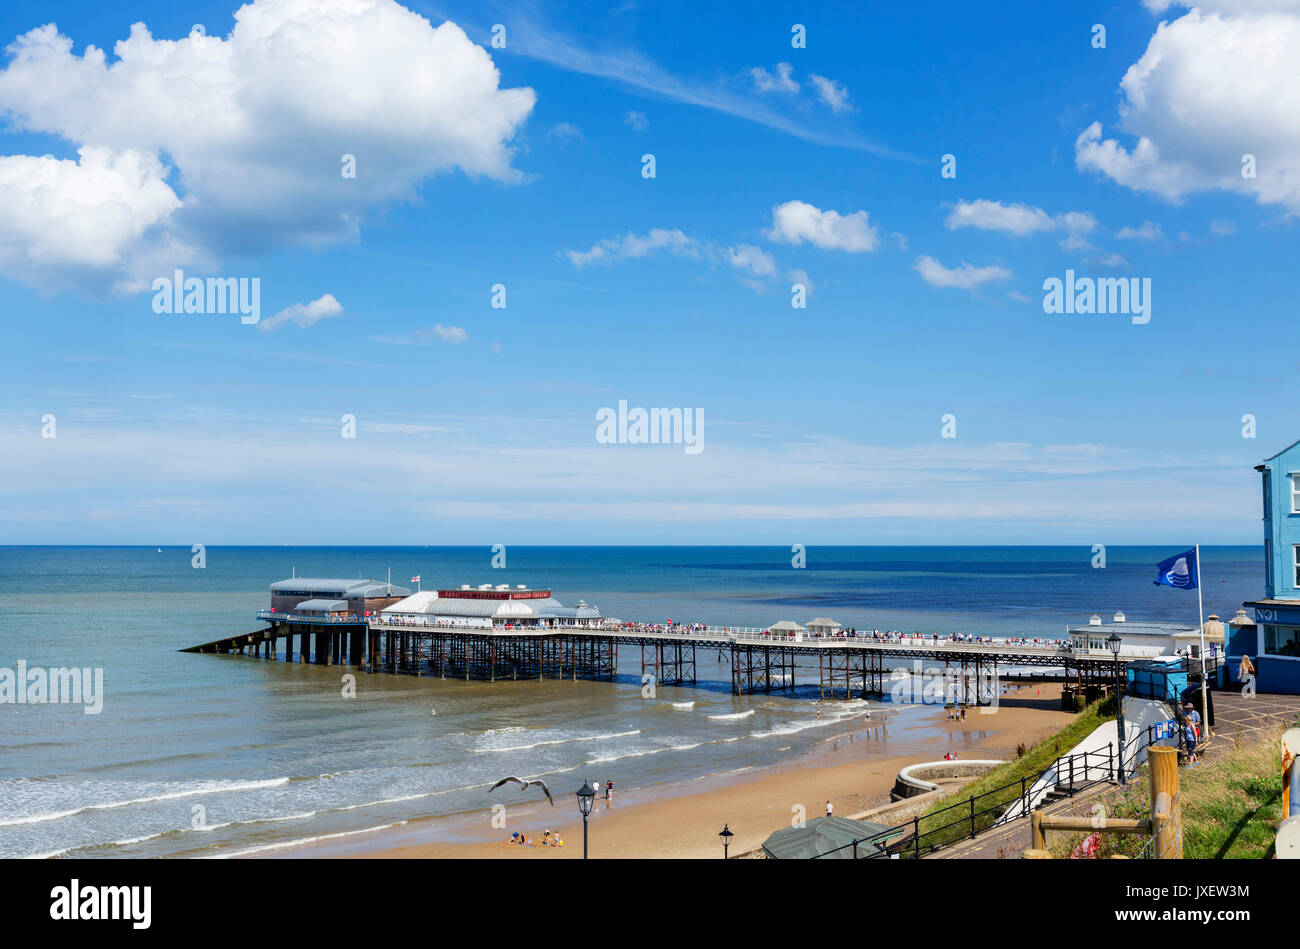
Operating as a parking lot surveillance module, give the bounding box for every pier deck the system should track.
[184,616,1205,703]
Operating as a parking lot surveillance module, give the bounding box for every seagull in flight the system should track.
[490,776,554,805]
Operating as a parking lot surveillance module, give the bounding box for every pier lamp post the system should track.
[576,780,596,859]
[1107,632,1126,783]
[719,824,734,859]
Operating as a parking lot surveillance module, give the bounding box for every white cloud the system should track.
[0,146,192,294]
[1210,219,1237,235]
[913,255,1011,290]
[563,228,781,290]
[750,62,799,94]
[564,228,703,267]
[428,323,468,343]
[0,2,535,293]
[547,122,583,141]
[623,110,648,131]
[945,199,1097,237]
[1007,290,1032,303]
[488,12,917,161]
[1116,220,1164,241]
[1074,6,1300,212]
[370,323,468,345]
[258,293,343,332]
[1093,252,1132,268]
[726,243,777,277]
[809,75,852,112]
[765,200,880,252]
[787,268,814,296]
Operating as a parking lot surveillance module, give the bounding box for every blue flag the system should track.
[1154,548,1198,590]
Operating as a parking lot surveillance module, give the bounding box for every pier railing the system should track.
[257,610,367,625]
[363,615,1076,654]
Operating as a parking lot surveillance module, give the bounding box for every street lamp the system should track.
[1107,632,1126,783]
[576,780,596,859]
[719,824,734,859]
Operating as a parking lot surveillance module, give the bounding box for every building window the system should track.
[1295,545,1300,588]
[1292,473,1300,513]
[1266,539,1274,593]
[1264,624,1300,658]
[1264,471,1271,517]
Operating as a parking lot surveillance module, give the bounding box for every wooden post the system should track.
[1149,746,1181,859]
[1031,810,1045,850]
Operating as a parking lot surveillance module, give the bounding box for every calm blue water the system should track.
[0,545,1262,857]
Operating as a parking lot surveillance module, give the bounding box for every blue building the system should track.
[1233,439,1300,694]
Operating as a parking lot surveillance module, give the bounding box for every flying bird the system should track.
[490,776,554,805]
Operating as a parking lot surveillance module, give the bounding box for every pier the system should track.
[181,578,1219,703]
[185,615,1169,703]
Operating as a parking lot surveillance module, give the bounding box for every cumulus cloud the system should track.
[1116,220,1164,241]
[945,199,1098,238]
[765,200,880,252]
[0,1,536,293]
[750,62,799,94]
[623,110,648,131]
[0,146,192,294]
[258,293,344,332]
[1074,5,1300,212]
[809,74,852,112]
[913,256,1011,290]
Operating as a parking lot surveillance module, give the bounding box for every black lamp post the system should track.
[576,780,596,859]
[719,824,734,859]
[1107,632,1126,783]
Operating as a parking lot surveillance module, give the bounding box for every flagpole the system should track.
[1196,543,1210,738]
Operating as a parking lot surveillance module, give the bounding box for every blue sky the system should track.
[0,0,1295,544]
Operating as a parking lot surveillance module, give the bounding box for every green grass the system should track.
[902,699,1116,854]
[1047,722,1294,859]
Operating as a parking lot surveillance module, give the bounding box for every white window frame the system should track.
[1294,544,1300,588]
[1291,473,1300,513]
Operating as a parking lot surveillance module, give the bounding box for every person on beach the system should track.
[605,779,614,801]
[826,800,833,818]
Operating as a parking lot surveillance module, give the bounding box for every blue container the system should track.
[1126,660,1188,702]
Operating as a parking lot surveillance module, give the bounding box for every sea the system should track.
[0,545,1262,858]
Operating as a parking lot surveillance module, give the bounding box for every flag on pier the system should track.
[1153,548,1198,590]
[410,575,420,583]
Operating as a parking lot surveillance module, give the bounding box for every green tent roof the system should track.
[762,816,900,860]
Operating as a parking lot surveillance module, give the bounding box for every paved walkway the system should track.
[930,691,1300,858]
[1201,690,1300,762]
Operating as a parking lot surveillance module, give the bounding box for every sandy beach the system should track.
[274,683,1073,859]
